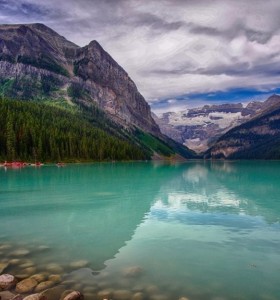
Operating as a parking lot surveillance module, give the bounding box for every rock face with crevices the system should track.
[0,23,160,135]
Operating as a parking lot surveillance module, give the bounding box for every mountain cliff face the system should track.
[205,95,280,159]
[152,112,184,143]
[0,23,159,135]
[155,96,280,153]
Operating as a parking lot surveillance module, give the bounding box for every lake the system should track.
[0,161,280,300]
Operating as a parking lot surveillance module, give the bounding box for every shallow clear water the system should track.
[0,161,280,299]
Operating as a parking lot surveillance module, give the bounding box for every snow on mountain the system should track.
[154,99,273,153]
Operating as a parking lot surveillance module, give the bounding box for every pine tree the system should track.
[6,111,16,160]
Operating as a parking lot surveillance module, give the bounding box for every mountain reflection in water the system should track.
[0,161,279,299]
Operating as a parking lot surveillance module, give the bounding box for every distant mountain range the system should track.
[204,95,280,159]
[155,95,280,158]
[0,23,195,161]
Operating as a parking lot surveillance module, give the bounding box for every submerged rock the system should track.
[16,278,38,294]
[10,249,30,257]
[150,295,168,300]
[82,287,97,294]
[11,295,24,300]
[22,268,37,276]
[96,280,109,290]
[34,281,55,293]
[45,264,64,274]
[60,280,75,287]
[122,266,143,278]
[15,274,30,280]
[23,294,41,300]
[39,285,66,300]
[48,275,62,284]
[60,290,74,300]
[113,289,132,300]
[30,274,48,284]
[132,292,145,300]
[97,289,113,299]
[81,293,95,300]
[69,261,89,269]
[0,274,17,290]
[19,262,35,269]
[0,291,16,300]
[37,246,50,252]
[0,263,9,274]
[145,285,159,295]
[131,284,145,293]
[0,245,12,251]
[9,259,21,266]
[62,291,83,300]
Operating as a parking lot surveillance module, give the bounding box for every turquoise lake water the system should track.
[0,161,280,300]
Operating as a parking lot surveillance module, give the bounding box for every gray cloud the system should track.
[1,0,280,111]
[127,12,186,32]
[189,24,222,36]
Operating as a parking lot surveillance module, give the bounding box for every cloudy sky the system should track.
[1,0,280,113]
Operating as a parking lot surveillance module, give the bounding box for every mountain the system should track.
[0,23,159,134]
[155,95,280,153]
[0,23,195,160]
[152,112,184,143]
[204,95,280,159]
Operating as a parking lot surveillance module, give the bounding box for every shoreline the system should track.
[0,242,190,300]
[1,158,280,168]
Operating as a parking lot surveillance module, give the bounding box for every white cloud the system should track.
[1,0,280,108]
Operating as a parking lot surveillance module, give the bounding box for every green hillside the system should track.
[0,98,149,162]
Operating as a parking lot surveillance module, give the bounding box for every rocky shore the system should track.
[0,242,84,300]
[0,243,190,300]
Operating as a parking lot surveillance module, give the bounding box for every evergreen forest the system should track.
[0,98,149,162]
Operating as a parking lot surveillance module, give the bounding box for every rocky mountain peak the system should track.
[0,23,78,51]
[264,94,280,106]
[0,23,160,135]
[88,40,103,50]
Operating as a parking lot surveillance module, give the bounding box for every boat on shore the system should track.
[0,161,45,168]
[0,161,67,168]
[3,161,27,168]
[30,162,44,167]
